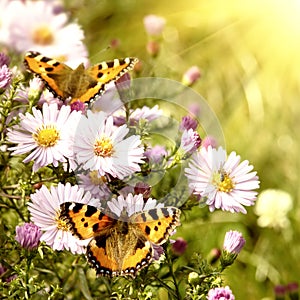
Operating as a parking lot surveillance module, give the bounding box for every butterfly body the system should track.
[24,51,138,104]
[87,220,153,277]
[60,202,181,277]
[47,63,98,100]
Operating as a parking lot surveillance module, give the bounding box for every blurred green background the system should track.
[68,0,300,298]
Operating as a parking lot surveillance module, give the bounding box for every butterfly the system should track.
[59,202,181,278]
[23,51,138,104]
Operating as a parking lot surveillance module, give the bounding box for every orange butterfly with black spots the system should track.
[24,51,138,104]
[59,202,181,278]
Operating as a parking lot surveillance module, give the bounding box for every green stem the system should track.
[101,277,112,295]
[0,191,28,199]
[0,196,27,222]
[152,274,178,299]
[25,251,32,299]
[165,250,181,300]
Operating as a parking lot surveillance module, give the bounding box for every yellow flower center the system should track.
[55,213,69,231]
[32,25,54,45]
[33,125,60,147]
[212,171,235,193]
[89,170,107,185]
[94,137,114,157]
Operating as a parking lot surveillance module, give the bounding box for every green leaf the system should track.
[77,268,93,300]
[37,246,44,260]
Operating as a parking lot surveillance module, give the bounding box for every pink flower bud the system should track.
[110,38,120,49]
[0,52,10,67]
[188,103,201,117]
[0,64,12,89]
[182,66,201,86]
[274,285,286,300]
[202,136,218,149]
[15,222,42,250]
[180,129,201,154]
[143,14,166,36]
[144,145,167,164]
[146,40,160,56]
[171,237,187,255]
[179,115,198,131]
[223,230,245,254]
[134,182,152,200]
[70,100,86,113]
[207,286,235,300]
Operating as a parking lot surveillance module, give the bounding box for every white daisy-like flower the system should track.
[28,182,101,254]
[254,189,293,229]
[74,110,144,179]
[111,105,162,126]
[107,193,164,219]
[129,105,162,124]
[14,78,55,104]
[91,83,124,115]
[4,0,88,67]
[77,171,112,200]
[27,77,44,99]
[185,146,260,213]
[7,103,81,172]
[179,129,201,154]
[0,0,11,44]
[48,42,89,69]
[15,78,61,106]
[37,89,62,106]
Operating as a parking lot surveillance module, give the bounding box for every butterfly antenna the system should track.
[89,46,111,62]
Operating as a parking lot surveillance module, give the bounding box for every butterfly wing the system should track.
[86,233,120,277]
[75,57,138,104]
[59,202,115,239]
[120,234,153,277]
[131,207,181,245]
[24,51,138,104]
[24,51,73,100]
[59,203,179,278]
[86,233,153,278]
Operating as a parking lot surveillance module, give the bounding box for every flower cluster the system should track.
[0,1,262,299]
